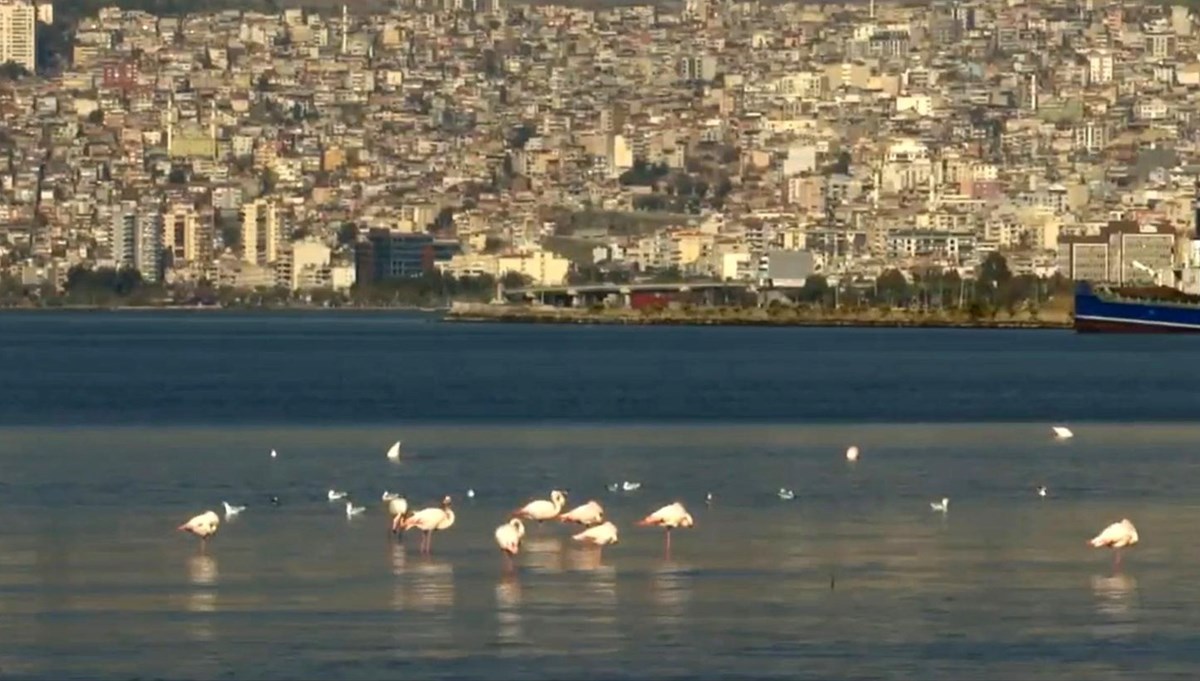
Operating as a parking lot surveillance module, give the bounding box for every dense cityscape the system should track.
[0,0,1196,309]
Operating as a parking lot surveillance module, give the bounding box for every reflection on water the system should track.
[185,555,218,642]
[565,546,603,572]
[1091,573,1138,639]
[495,572,524,648]
[188,555,218,587]
[390,544,407,610]
[408,559,454,611]
[651,561,691,631]
[523,537,564,575]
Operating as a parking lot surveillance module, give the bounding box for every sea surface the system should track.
[0,312,1199,680]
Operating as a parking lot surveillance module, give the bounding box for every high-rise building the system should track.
[354,229,461,284]
[163,203,200,264]
[0,0,36,73]
[111,201,164,282]
[240,198,278,266]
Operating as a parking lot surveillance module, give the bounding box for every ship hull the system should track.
[1074,282,1200,333]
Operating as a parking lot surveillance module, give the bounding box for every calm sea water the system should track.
[1,313,1199,680]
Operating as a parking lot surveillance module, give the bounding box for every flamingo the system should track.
[513,490,566,524]
[846,445,860,462]
[494,518,525,568]
[1090,518,1139,569]
[573,520,619,548]
[388,497,409,533]
[637,502,693,553]
[559,500,605,526]
[401,496,456,554]
[177,511,220,552]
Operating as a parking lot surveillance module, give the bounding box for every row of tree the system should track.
[0,267,530,309]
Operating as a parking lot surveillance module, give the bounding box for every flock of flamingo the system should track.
[176,425,1141,569]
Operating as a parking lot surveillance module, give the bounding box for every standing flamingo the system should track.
[637,502,693,554]
[401,496,455,554]
[559,500,605,526]
[387,496,409,533]
[1090,518,1139,569]
[177,511,220,552]
[494,518,526,569]
[572,520,619,549]
[513,490,566,525]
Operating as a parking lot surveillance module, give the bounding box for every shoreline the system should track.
[443,303,1074,330]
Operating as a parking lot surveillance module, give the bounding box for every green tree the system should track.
[875,269,909,306]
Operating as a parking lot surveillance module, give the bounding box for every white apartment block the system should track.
[0,0,35,73]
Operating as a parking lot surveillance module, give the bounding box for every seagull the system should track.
[269,495,280,506]
[222,501,246,519]
[1052,426,1074,439]
[382,491,399,501]
[1090,518,1139,569]
[559,500,605,526]
[930,497,949,513]
[778,488,795,500]
[637,502,694,553]
[1037,485,1047,498]
[328,489,348,502]
[706,492,713,505]
[270,449,278,459]
[846,445,860,462]
[177,511,220,552]
[386,440,402,461]
[513,490,567,524]
[467,488,475,499]
[622,481,641,492]
[345,501,365,518]
[399,496,455,554]
[607,483,619,493]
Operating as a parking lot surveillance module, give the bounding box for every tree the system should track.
[978,252,1012,289]
[798,274,829,305]
[876,269,910,306]
[0,61,30,80]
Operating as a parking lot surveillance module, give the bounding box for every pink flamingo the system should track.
[572,520,619,551]
[513,490,566,525]
[401,496,456,554]
[177,511,220,552]
[637,502,693,554]
[559,500,605,527]
[1090,518,1139,570]
[494,518,526,570]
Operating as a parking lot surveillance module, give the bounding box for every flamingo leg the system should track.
[665,528,672,557]
[428,532,435,554]
[1114,549,1122,572]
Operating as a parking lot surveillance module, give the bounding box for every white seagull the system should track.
[622,481,641,492]
[467,489,475,499]
[221,501,246,519]
[1036,485,1047,498]
[270,449,278,459]
[346,501,365,518]
[382,491,399,501]
[1052,426,1074,439]
[386,441,402,461]
[778,488,795,500]
[930,497,949,513]
[846,445,860,462]
[328,489,348,502]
